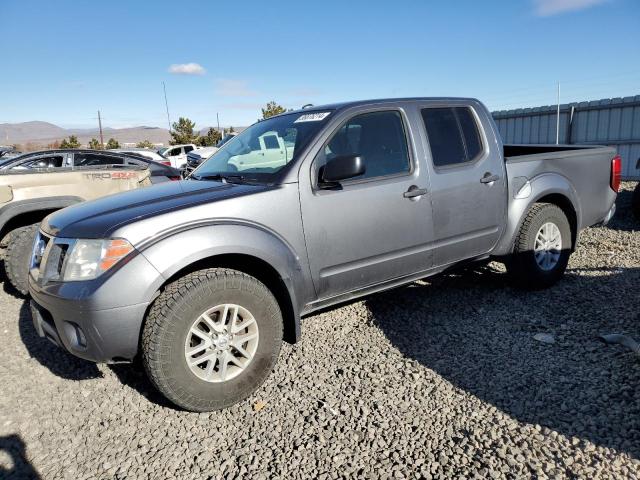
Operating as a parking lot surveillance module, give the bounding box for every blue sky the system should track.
[0,0,638,129]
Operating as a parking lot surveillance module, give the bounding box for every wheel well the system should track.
[535,194,578,248]
[0,209,56,243]
[158,254,298,344]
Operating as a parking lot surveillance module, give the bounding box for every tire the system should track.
[142,268,283,412]
[5,223,39,296]
[632,183,640,221]
[506,203,572,290]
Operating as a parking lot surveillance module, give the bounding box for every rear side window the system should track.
[456,108,482,160]
[324,110,410,180]
[421,107,483,167]
[74,153,124,166]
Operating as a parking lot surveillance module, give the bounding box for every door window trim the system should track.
[420,105,488,172]
[312,108,415,190]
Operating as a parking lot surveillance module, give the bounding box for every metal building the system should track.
[492,95,640,180]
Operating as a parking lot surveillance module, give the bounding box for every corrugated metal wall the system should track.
[492,95,640,180]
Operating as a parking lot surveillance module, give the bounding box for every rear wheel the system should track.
[506,203,571,289]
[142,268,283,412]
[5,224,39,295]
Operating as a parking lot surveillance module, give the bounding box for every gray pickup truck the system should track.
[28,98,619,411]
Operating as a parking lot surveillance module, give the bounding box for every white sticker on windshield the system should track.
[294,112,331,123]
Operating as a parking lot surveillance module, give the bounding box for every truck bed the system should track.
[504,144,610,161]
[503,143,617,230]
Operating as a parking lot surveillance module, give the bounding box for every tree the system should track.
[106,138,120,149]
[224,126,235,135]
[136,140,155,149]
[196,128,222,147]
[170,117,198,145]
[261,101,286,119]
[88,138,103,150]
[60,135,81,149]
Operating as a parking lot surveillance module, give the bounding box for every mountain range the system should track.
[0,121,172,147]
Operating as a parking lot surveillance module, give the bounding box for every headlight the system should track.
[62,239,134,281]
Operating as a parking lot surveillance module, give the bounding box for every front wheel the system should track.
[142,268,283,412]
[5,223,39,295]
[506,203,572,289]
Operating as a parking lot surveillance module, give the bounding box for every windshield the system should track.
[192,111,332,182]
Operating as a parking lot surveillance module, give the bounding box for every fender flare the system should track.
[0,196,83,234]
[138,223,310,341]
[493,173,581,256]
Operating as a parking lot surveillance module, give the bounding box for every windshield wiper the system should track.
[191,173,245,183]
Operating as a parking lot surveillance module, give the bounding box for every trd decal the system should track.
[83,172,139,180]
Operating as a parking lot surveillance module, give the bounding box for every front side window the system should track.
[184,145,194,153]
[11,155,65,170]
[74,153,124,167]
[421,106,483,167]
[194,111,333,182]
[323,110,410,181]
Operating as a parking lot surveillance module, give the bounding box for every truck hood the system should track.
[42,179,274,238]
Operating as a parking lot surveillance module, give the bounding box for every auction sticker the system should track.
[294,112,331,123]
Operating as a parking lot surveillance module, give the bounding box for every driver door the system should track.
[299,108,435,300]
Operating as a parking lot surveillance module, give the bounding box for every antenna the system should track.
[163,82,172,132]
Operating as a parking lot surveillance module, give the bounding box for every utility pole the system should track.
[163,82,172,133]
[555,81,561,145]
[216,112,220,135]
[97,110,104,148]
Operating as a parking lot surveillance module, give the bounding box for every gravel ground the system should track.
[1,182,639,479]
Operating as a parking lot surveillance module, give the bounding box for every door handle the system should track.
[480,172,500,184]
[403,185,428,198]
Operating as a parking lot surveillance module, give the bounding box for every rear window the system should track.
[74,153,124,167]
[421,107,483,167]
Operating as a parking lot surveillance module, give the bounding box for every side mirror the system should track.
[321,155,365,185]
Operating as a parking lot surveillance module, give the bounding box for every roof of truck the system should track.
[285,97,482,115]
[10,148,127,158]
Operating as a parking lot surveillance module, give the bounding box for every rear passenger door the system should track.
[420,104,506,267]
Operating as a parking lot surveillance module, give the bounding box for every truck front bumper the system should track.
[28,250,163,363]
[29,294,149,363]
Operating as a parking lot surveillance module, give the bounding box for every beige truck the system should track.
[0,164,151,294]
